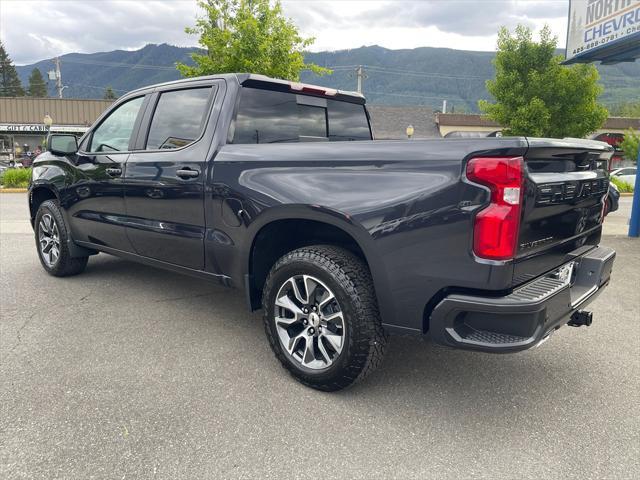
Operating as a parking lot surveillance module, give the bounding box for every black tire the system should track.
[262,245,387,391]
[34,200,88,277]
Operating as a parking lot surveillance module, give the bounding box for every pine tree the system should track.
[103,86,117,100]
[27,68,48,97]
[0,41,25,97]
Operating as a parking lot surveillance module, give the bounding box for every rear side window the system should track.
[232,88,371,144]
[146,87,212,150]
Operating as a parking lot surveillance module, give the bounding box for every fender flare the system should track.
[242,204,396,327]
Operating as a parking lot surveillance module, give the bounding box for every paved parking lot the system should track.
[1,192,638,479]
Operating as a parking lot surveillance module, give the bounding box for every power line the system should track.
[61,58,178,71]
[327,64,486,80]
[67,84,128,93]
[366,91,467,102]
[366,65,485,79]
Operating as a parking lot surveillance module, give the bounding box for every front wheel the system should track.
[262,245,387,391]
[35,200,88,277]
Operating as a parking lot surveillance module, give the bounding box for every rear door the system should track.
[123,82,220,269]
[513,138,613,284]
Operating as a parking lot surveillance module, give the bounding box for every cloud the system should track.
[0,0,568,64]
[1,0,199,64]
[359,0,568,36]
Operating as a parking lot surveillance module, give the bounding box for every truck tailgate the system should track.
[513,138,613,285]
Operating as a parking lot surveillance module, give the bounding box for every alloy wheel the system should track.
[274,274,345,370]
[38,213,61,267]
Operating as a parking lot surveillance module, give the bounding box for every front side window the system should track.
[145,87,212,150]
[89,96,144,153]
[232,88,371,144]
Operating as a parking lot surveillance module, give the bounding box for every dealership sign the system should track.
[566,0,640,63]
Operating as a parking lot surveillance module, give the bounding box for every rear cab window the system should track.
[145,87,213,150]
[232,88,371,144]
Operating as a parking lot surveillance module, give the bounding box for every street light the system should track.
[43,113,53,148]
[406,124,414,139]
[43,113,53,131]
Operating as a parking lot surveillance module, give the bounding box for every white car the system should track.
[610,167,636,186]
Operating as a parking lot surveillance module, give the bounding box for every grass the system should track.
[0,168,31,188]
[610,175,634,193]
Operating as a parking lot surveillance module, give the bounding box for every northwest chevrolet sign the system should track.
[566,0,640,62]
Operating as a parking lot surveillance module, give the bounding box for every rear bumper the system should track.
[428,246,615,353]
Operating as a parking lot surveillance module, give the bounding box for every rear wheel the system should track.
[35,200,88,277]
[262,245,387,391]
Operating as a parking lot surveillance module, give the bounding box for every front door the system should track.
[123,85,217,270]
[67,95,147,252]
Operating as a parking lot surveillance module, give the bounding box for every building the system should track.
[435,113,640,138]
[368,106,439,139]
[0,97,114,160]
[2,96,638,156]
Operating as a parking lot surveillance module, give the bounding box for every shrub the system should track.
[0,168,31,188]
[610,175,634,193]
[620,128,639,163]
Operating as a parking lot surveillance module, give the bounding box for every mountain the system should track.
[15,44,196,100]
[16,43,640,112]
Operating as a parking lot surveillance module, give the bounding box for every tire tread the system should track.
[262,245,387,391]
[35,200,88,277]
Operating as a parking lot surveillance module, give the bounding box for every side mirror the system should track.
[47,134,78,156]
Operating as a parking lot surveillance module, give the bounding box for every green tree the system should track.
[620,128,639,163]
[479,25,608,138]
[27,68,47,97]
[177,0,330,80]
[0,41,25,97]
[103,86,117,100]
[609,101,640,118]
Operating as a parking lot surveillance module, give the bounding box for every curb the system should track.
[620,192,635,197]
[0,188,28,193]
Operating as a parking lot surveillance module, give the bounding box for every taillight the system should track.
[466,156,524,261]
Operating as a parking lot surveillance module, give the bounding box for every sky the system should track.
[0,0,570,65]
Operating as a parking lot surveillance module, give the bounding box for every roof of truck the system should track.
[126,73,366,104]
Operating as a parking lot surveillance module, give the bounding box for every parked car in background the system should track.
[610,167,636,186]
[591,132,625,170]
[604,182,620,216]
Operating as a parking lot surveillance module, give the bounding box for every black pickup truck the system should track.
[30,74,616,391]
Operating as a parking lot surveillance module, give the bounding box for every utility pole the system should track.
[355,65,366,94]
[54,57,63,98]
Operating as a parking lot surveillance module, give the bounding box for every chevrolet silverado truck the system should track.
[29,74,616,391]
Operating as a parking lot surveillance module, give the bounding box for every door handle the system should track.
[106,167,122,177]
[176,168,200,179]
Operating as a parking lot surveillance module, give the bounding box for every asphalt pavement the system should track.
[1,192,638,479]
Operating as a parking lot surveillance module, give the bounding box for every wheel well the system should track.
[248,219,367,310]
[29,187,57,221]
